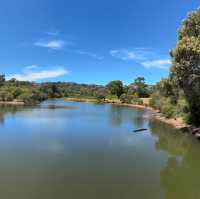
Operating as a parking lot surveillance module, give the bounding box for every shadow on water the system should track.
[149,120,200,199]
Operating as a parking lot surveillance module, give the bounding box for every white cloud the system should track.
[141,59,171,69]
[7,66,68,81]
[110,48,151,61]
[75,50,104,60]
[35,40,65,50]
[110,48,171,69]
[24,65,40,71]
[34,35,102,60]
[110,49,137,60]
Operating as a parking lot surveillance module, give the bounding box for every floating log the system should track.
[133,128,148,132]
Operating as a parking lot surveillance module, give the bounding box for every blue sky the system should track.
[1,0,200,85]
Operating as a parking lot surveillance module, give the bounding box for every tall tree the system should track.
[128,77,149,97]
[106,80,124,98]
[170,7,200,124]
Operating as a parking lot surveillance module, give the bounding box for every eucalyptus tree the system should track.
[170,7,200,124]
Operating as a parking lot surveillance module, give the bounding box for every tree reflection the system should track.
[108,105,123,127]
[149,120,200,199]
[108,105,147,128]
[0,105,24,126]
[130,109,145,129]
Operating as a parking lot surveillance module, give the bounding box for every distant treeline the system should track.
[0,75,152,105]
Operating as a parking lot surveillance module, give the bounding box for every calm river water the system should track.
[0,99,199,199]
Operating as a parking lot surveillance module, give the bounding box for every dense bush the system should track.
[0,90,14,101]
[161,104,174,118]
[106,80,124,98]
[95,93,105,103]
[120,94,134,103]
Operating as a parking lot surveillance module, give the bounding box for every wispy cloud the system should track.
[110,48,171,69]
[34,33,103,60]
[7,66,68,81]
[23,65,40,71]
[34,40,65,50]
[75,50,104,60]
[110,48,149,61]
[141,59,171,69]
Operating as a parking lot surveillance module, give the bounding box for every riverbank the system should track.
[65,97,188,130]
[64,97,97,103]
[0,101,25,105]
[110,102,200,139]
[108,102,187,130]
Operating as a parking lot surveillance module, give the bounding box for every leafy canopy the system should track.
[106,80,124,98]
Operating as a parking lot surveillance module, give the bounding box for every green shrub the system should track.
[0,90,14,101]
[120,94,134,103]
[95,93,105,103]
[161,104,174,118]
[18,92,36,105]
[106,95,118,100]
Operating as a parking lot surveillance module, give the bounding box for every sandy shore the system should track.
[64,97,97,103]
[0,101,25,105]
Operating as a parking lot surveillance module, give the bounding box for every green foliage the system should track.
[170,7,200,124]
[150,87,190,120]
[156,78,174,97]
[0,80,110,105]
[150,94,175,118]
[106,94,118,101]
[106,80,124,98]
[95,93,105,103]
[149,7,200,124]
[120,94,134,103]
[120,93,143,105]
[0,90,14,101]
[161,104,175,118]
[17,92,34,105]
[128,77,150,98]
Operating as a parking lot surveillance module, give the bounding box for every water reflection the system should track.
[131,109,145,128]
[108,105,123,127]
[149,120,200,199]
[0,101,200,198]
[108,105,147,128]
[0,105,24,125]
